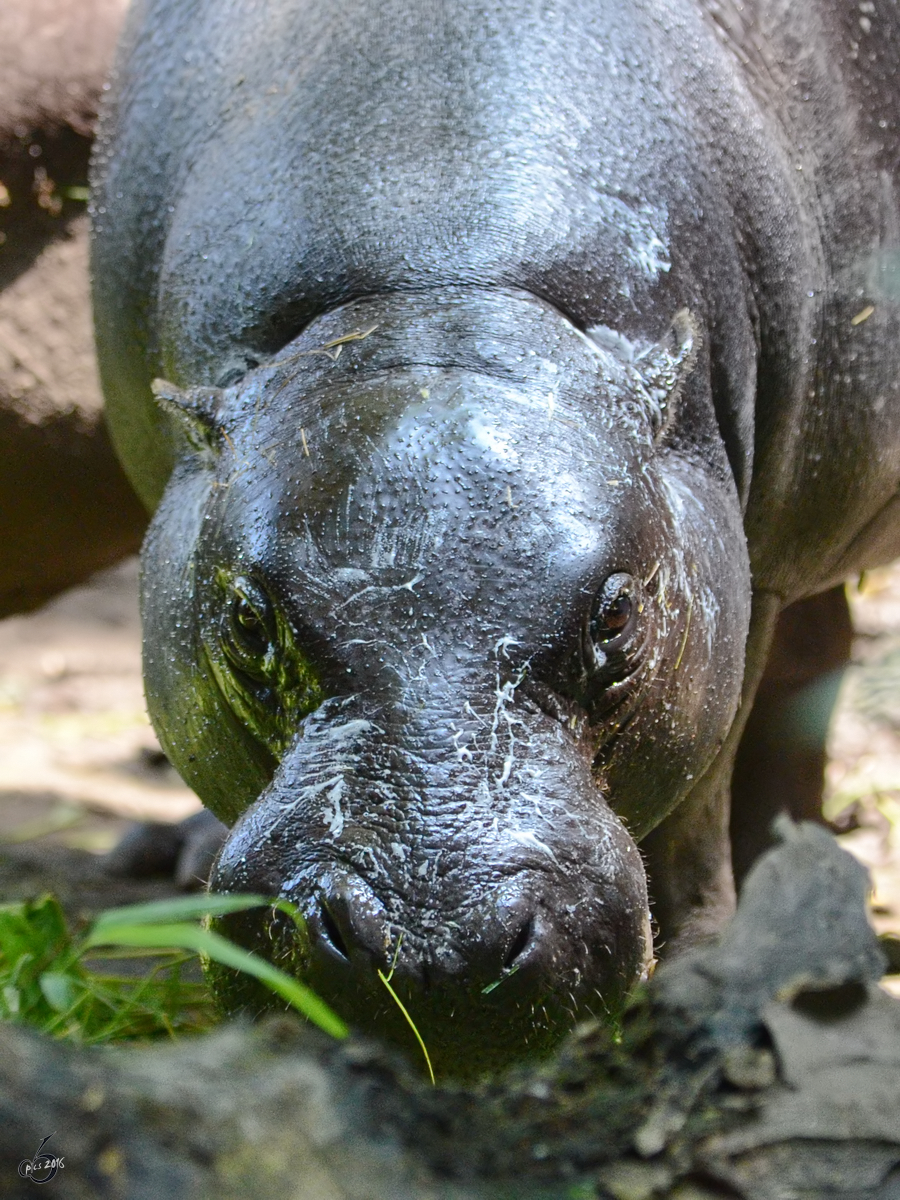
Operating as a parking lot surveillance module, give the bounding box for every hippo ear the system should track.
[633,309,701,444]
[151,378,225,459]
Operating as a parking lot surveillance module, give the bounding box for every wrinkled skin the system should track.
[92,0,900,1072]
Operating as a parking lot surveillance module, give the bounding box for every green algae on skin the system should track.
[207,568,325,758]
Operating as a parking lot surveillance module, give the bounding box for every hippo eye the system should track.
[232,594,270,656]
[593,592,633,639]
[590,573,637,645]
[226,580,275,666]
[208,570,325,759]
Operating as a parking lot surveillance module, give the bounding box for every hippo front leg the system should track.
[729,585,854,886]
[104,809,228,890]
[642,592,782,952]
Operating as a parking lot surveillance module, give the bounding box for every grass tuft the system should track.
[0,893,348,1044]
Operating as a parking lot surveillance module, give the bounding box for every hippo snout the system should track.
[207,699,652,1077]
[212,860,650,1079]
[289,865,625,987]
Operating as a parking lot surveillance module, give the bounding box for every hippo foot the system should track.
[103,809,227,891]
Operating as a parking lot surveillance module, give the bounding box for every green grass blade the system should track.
[84,922,348,1040]
[89,894,273,933]
[378,969,435,1086]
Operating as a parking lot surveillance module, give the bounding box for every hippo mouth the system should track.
[206,695,653,1079]
[209,872,653,1080]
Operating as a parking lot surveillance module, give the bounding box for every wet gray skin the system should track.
[142,289,749,1074]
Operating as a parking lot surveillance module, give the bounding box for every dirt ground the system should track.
[0,557,200,857]
[825,563,900,992]
[0,556,897,989]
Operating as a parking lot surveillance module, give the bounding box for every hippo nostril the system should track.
[503,916,534,969]
[318,902,350,961]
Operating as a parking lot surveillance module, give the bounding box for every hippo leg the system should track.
[104,810,228,892]
[642,592,783,955]
[729,585,853,888]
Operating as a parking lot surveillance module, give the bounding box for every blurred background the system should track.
[0,558,200,854]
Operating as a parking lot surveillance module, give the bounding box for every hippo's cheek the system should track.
[204,719,651,1077]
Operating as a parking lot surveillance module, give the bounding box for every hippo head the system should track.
[142,288,749,1075]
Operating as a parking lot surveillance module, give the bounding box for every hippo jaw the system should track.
[142,288,749,1074]
[210,693,652,1075]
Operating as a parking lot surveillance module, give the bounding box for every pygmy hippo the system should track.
[91,0,900,1073]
